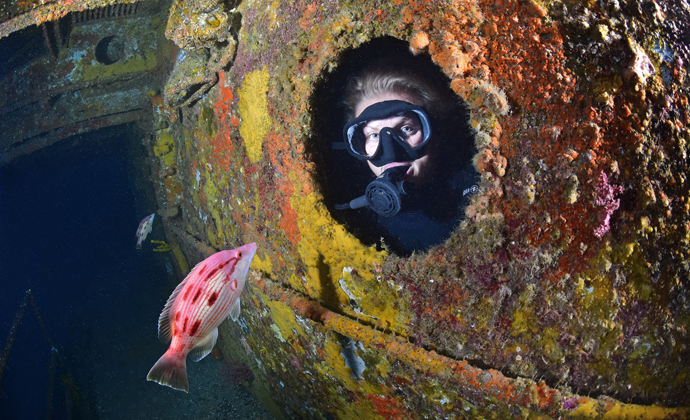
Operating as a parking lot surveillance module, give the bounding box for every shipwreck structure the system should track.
[1,0,689,418]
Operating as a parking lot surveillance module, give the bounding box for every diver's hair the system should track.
[344,70,442,119]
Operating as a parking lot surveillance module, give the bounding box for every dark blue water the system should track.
[0,127,275,420]
[0,129,169,419]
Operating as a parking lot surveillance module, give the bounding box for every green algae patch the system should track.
[170,241,190,274]
[153,129,184,205]
[538,327,564,364]
[196,167,226,249]
[511,307,538,337]
[511,285,539,338]
[238,66,272,163]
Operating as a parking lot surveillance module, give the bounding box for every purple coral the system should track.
[562,396,578,410]
[593,171,623,238]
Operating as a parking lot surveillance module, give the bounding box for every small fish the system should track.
[136,213,155,249]
[147,242,257,392]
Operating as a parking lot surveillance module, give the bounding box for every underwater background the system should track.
[0,126,273,419]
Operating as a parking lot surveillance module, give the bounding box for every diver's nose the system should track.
[382,127,412,145]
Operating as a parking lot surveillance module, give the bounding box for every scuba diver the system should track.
[334,68,479,255]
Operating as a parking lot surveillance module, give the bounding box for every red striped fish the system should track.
[147,242,257,392]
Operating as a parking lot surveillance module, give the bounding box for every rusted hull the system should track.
[153,0,690,417]
[3,0,689,418]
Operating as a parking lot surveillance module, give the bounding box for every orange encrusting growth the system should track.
[365,394,407,420]
[400,0,618,278]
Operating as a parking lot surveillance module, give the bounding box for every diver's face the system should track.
[355,93,432,184]
[362,112,425,155]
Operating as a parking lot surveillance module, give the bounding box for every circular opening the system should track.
[310,37,479,256]
[95,35,124,65]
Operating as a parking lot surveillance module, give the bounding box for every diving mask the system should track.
[342,100,431,167]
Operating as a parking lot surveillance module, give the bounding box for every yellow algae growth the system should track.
[338,266,408,335]
[154,130,175,167]
[251,252,274,275]
[286,165,413,331]
[323,340,357,382]
[572,400,599,417]
[238,66,272,163]
[290,186,388,308]
[321,339,386,396]
[154,129,183,205]
[266,300,306,342]
[198,171,226,249]
[602,402,682,420]
[170,241,189,274]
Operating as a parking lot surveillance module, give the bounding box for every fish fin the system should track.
[229,297,241,322]
[189,328,218,362]
[157,257,211,342]
[157,276,193,343]
[147,349,189,392]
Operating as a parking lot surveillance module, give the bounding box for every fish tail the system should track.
[146,350,188,392]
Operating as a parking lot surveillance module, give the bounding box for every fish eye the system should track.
[237,251,243,259]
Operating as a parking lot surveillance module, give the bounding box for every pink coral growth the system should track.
[593,171,623,238]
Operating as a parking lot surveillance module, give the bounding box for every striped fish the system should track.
[147,242,257,392]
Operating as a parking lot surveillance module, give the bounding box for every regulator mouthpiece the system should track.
[335,167,414,217]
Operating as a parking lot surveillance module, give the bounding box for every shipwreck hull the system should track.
[2,0,690,418]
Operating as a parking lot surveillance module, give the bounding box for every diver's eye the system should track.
[364,132,380,156]
[400,125,415,135]
[237,251,243,259]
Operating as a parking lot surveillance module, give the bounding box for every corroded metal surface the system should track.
[171,221,688,419]
[162,0,238,107]
[146,0,690,417]
[0,1,170,164]
[0,0,145,38]
[165,0,235,51]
